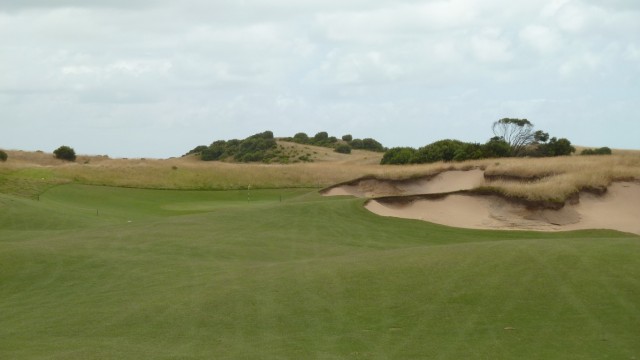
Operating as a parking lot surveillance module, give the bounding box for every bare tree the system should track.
[492,118,536,156]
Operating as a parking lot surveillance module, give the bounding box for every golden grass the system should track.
[479,154,640,201]
[1,149,639,201]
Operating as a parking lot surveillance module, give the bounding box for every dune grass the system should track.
[2,148,640,203]
[1,184,639,359]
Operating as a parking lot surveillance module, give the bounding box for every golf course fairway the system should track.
[1,184,639,359]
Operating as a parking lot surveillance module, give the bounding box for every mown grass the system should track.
[1,184,639,359]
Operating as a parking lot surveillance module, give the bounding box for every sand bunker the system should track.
[323,169,485,198]
[366,182,640,235]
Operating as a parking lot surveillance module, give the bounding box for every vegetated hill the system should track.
[274,141,382,164]
[184,130,385,164]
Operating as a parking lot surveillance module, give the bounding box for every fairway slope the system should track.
[1,184,639,358]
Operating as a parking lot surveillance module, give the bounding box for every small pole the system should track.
[247,184,251,202]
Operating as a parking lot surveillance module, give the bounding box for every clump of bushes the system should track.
[53,146,76,162]
[287,131,338,147]
[185,131,279,163]
[381,136,576,165]
[334,144,352,154]
[349,138,385,152]
[527,137,575,157]
[581,147,612,156]
[0,150,7,162]
[284,131,386,152]
[381,139,512,165]
[187,130,387,163]
[381,119,577,165]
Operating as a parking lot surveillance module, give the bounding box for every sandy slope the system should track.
[366,182,640,235]
[324,168,639,235]
[323,169,485,198]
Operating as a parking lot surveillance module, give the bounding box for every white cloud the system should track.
[316,1,476,43]
[471,28,513,63]
[1,0,639,157]
[314,50,404,85]
[520,25,561,54]
[625,44,640,61]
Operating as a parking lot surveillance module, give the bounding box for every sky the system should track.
[1,0,639,158]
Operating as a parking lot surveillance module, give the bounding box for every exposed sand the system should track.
[323,169,485,198]
[366,182,640,235]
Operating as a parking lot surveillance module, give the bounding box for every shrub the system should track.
[199,132,277,163]
[581,147,612,156]
[350,138,363,149]
[534,137,575,157]
[184,145,208,156]
[53,146,76,161]
[334,144,352,154]
[0,150,7,162]
[381,147,416,165]
[361,138,385,152]
[313,131,329,143]
[414,139,467,163]
[293,132,309,144]
[342,134,353,142]
[481,137,512,158]
[350,138,385,152]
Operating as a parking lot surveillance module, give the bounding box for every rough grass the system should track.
[2,149,639,201]
[1,185,639,359]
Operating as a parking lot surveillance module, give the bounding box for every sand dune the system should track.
[366,182,640,235]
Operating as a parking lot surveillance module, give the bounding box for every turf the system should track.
[1,185,639,359]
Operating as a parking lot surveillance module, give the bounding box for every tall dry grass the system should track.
[477,154,640,201]
[2,149,639,201]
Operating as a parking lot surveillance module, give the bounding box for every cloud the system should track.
[471,28,514,63]
[520,25,561,54]
[1,0,639,157]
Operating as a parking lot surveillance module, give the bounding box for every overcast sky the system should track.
[1,0,639,158]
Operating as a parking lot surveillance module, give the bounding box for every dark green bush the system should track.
[380,138,513,165]
[293,132,309,144]
[350,139,363,149]
[313,132,329,143]
[199,132,277,163]
[380,147,417,165]
[534,137,575,157]
[350,138,385,152]
[184,145,208,156]
[481,137,512,158]
[414,139,467,163]
[0,150,7,162]
[334,144,352,154]
[342,134,353,142]
[581,147,612,156]
[53,146,76,162]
